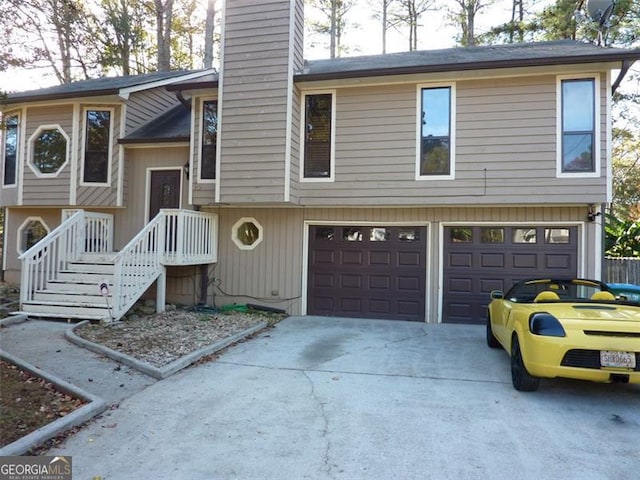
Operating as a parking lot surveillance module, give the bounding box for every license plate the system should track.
[600,351,636,369]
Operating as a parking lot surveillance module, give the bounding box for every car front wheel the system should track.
[486,312,500,349]
[510,335,540,392]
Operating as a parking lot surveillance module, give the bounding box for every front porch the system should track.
[18,209,218,322]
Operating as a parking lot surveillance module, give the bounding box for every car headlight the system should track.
[529,313,566,337]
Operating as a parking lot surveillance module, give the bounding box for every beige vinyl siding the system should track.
[115,146,190,248]
[205,205,592,321]
[22,105,73,205]
[218,0,301,204]
[298,72,609,206]
[76,104,122,206]
[125,88,179,135]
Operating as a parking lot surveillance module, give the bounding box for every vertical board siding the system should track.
[211,206,587,320]
[125,89,179,135]
[22,105,73,205]
[298,73,609,206]
[219,0,303,204]
[115,147,189,248]
[76,104,121,206]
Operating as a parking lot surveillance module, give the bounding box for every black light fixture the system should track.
[183,162,190,180]
[587,204,601,222]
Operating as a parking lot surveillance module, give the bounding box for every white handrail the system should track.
[19,210,114,307]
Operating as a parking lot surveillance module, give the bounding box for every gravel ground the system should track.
[76,308,285,367]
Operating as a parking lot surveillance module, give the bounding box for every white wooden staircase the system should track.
[18,210,217,322]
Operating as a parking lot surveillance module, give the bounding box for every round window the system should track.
[30,126,68,175]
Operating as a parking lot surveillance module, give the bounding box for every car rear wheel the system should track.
[486,312,500,349]
[510,335,540,392]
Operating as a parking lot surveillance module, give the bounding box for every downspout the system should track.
[611,60,632,95]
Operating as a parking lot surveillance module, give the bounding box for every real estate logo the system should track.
[0,456,72,480]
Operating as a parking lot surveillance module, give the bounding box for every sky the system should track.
[0,0,634,94]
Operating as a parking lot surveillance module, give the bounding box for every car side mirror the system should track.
[490,290,504,299]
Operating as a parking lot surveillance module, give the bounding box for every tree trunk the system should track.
[203,0,216,68]
[155,0,173,71]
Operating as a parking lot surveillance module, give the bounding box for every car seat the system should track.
[533,291,560,302]
[590,291,616,301]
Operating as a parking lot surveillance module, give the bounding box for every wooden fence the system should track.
[605,257,640,284]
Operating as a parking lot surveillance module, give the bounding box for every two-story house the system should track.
[2,0,640,324]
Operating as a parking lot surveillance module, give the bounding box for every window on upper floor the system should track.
[302,92,334,181]
[418,85,455,179]
[30,125,69,176]
[200,100,217,180]
[83,109,112,184]
[558,77,598,176]
[2,114,18,186]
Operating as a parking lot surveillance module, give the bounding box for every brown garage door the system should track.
[307,225,427,321]
[443,226,578,324]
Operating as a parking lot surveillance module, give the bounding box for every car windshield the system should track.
[506,279,608,303]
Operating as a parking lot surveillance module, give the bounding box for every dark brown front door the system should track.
[149,170,181,220]
[307,225,427,322]
[442,225,578,324]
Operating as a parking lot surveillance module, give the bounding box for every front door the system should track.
[149,169,181,220]
[149,169,182,253]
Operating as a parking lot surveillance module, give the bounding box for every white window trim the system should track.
[231,217,264,251]
[17,216,51,255]
[556,74,601,179]
[80,107,114,187]
[415,82,456,181]
[300,89,336,183]
[1,111,19,188]
[197,97,218,184]
[27,124,70,178]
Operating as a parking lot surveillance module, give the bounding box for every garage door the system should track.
[307,225,427,321]
[443,226,578,324]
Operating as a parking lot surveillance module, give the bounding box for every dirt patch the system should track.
[0,360,86,448]
[76,307,285,367]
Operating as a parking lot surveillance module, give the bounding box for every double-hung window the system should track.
[200,100,217,180]
[558,76,598,175]
[418,85,455,179]
[302,92,334,181]
[2,114,18,186]
[83,109,112,184]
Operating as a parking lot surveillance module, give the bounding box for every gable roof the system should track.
[296,40,640,81]
[4,70,213,104]
[119,103,191,145]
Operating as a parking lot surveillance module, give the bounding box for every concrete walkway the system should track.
[0,319,155,405]
[32,316,640,480]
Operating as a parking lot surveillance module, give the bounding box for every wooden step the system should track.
[32,291,111,303]
[19,302,114,321]
[45,280,112,294]
[66,262,115,274]
[57,271,113,283]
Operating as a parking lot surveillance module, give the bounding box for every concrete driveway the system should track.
[50,316,639,480]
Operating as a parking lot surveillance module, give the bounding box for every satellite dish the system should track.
[586,0,616,27]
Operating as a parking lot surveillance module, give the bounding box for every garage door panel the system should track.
[449,252,473,267]
[444,226,577,324]
[342,250,363,265]
[308,225,427,321]
[312,250,335,265]
[449,277,472,293]
[311,273,334,288]
[512,253,537,268]
[370,251,391,265]
[340,274,362,289]
[481,253,505,268]
[545,253,572,269]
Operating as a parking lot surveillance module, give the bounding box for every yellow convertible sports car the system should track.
[487,278,640,391]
